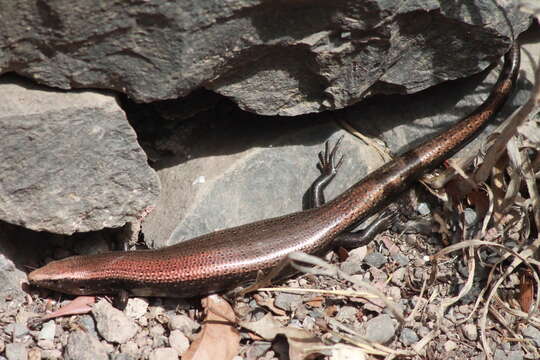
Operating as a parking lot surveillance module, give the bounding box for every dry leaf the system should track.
[240,313,325,360]
[183,295,240,360]
[519,268,535,313]
[42,296,95,320]
[305,296,324,308]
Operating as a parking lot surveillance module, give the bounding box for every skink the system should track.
[28,43,520,299]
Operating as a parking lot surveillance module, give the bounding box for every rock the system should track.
[119,342,138,357]
[444,340,457,352]
[64,331,107,360]
[169,315,201,336]
[168,330,190,355]
[0,1,529,116]
[523,325,540,347]
[28,348,40,360]
[493,349,506,360]
[78,315,98,339]
[464,208,478,226]
[41,349,62,359]
[245,341,272,360]
[416,202,431,216]
[0,76,159,234]
[399,328,418,345]
[8,324,29,339]
[507,350,524,360]
[364,314,395,344]
[92,300,138,344]
[364,252,387,268]
[274,293,303,312]
[38,320,56,341]
[462,323,477,341]
[148,348,179,360]
[37,339,55,350]
[335,306,358,323]
[125,298,149,320]
[5,343,27,360]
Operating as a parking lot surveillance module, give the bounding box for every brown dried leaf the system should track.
[183,295,240,360]
[519,268,535,313]
[305,296,324,308]
[253,294,287,316]
[239,313,324,360]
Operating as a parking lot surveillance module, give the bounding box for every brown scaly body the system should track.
[28,42,520,298]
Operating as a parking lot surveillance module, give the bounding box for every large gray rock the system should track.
[0,76,160,234]
[0,1,530,115]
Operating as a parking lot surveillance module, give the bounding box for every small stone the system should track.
[92,299,138,344]
[390,268,406,286]
[417,202,431,216]
[418,326,430,337]
[340,259,364,275]
[364,252,386,268]
[364,315,395,344]
[169,330,189,355]
[5,343,28,360]
[7,324,29,339]
[0,340,4,353]
[28,348,41,360]
[120,342,138,356]
[462,323,477,341]
[168,314,200,335]
[400,328,418,345]
[112,354,135,360]
[493,349,506,360]
[523,325,540,347]
[246,341,272,359]
[274,293,303,312]
[150,325,165,337]
[37,339,55,350]
[64,331,108,360]
[464,208,477,226]
[148,348,179,360]
[41,349,62,359]
[125,298,149,319]
[39,320,56,340]
[392,254,409,266]
[78,315,98,338]
[335,306,358,323]
[444,340,457,352]
[507,350,524,360]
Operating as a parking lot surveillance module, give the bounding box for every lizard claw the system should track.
[317,136,345,177]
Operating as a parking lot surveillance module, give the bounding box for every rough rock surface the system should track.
[0,1,530,115]
[0,75,160,234]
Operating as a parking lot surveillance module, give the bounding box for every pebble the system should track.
[148,347,179,360]
[462,323,477,341]
[417,202,431,215]
[41,349,62,359]
[274,293,303,312]
[6,324,29,340]
[64,331,108,360]
[364,315,395,344]
[92,300,138,344]
[335,306,358,323]
[444,340,457,352]
[125,298,149,320]
[507,350,524,360]
[120,342,138,356]
[523,325,540,347]
[37,339,55,350]
[28,348,41,360]
[364,252,387,268]
[246,341,272,359]
[5,343,27,360]
[493,349,506,360]
[340,259,364,275]
[39,320,56,340]
[464,208,477,225]
[392,254,409,266]
[112,354,135,360]
[399,328,419,345]
[78,315,98,338]
[0,339,4,353]
[169,330,190,355]
[168,314,200,335]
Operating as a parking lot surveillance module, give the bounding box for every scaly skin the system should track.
[28,42,520,298]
